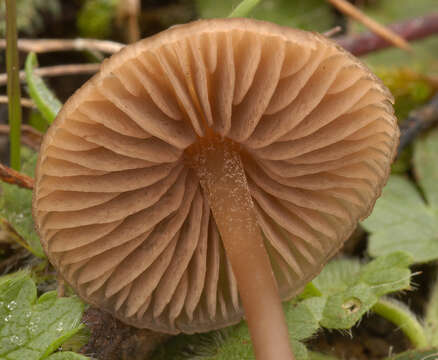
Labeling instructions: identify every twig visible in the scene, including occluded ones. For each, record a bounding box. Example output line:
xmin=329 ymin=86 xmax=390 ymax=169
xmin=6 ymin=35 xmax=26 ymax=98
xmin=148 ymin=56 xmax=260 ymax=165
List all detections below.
xmin=0 ymin=219 xmax=35 ymax=255
xmin=0 ymin=124 xmax=43 ymax=150
xmin=0 ymin=63 xmax=101 ymax=86
xmin=117 ymin=0 xmax=140 ymax=43
xmin=336 ymin=13 xmax=438 ymax=56
xmin=0 ymin=163 xmax=34 ymax=189
xmin=0 ymin=38 xmax=124 ymax=54
xmin=0 ymin=95 xmax=35 ymax=108
xmin=328 ymin=0 xmax=412 ymax=52
xmin=0 ymin=248 xmax=29 ymax=274
xmin=323 ymin=26 xmax=343 ymax=38
xmin=397 ymin=93 xmax=438 ymax=156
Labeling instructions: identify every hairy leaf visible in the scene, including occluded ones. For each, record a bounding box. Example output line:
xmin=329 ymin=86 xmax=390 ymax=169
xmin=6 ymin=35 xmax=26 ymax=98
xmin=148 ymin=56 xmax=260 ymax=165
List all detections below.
xmin=0 ymin=272 xmax=87 ymax=360
xmin=363 ymin=128 xmax=438 ymax=263
xmin=0 ymin=152 xmax=43 ymax=258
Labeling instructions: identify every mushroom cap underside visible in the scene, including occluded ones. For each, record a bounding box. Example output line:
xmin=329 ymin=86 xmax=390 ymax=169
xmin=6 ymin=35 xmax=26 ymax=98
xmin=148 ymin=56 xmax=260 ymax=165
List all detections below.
xmin=33 ymin=18 xmax=399 ymax=334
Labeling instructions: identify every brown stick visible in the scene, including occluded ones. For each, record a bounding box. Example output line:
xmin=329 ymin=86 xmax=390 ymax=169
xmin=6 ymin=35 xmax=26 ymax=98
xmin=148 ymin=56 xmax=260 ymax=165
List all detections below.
xmin=117 ymin=0 xmax=141 ymax=43
xmin=397 ymin=93 xmax=438 ymax=156
xmin=336 ymin=13 xmax=438 ymax=56
xmin=327 ymin=0 xmax=412 ymax=52
xmin=323 ymin=26 xmax=342 ymax=38
xmin=0 ymin=95 xmax=35 ymax=108
xmin=0 ymin=63 xmax=101 ymax=86
xmin=0 ymin=163 xmax=34 ymax=189
xmin=0 ymin=38 xmax=124 ymax=54
xmin=0 ymin=124 xmax=43 ymax=150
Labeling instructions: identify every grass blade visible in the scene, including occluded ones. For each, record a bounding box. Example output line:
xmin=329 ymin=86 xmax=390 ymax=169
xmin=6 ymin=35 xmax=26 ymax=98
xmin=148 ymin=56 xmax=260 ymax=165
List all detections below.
xmin=25 ymin=52 xmax=62 ymax=124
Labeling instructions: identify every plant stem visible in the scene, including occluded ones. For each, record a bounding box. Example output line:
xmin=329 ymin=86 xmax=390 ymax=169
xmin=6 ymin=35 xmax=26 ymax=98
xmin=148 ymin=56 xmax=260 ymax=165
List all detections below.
xmin=5 ymin=0 xmax=22 ymax=170
xmin=372 ymin=298 xmax=428 ymax=349
xmin=424 ymin=278 xmax=438 ymax=346
xmin=228 ymin=0 xmax=261 ymax=18
xmin=308 ymin=351 xmax=338 ymax=360
xmin=191 ymin=138 xmax=294 ymax=360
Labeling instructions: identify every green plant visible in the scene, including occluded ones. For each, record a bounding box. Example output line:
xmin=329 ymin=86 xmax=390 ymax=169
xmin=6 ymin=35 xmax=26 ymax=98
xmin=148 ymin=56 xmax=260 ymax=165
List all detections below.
xmin=0 ymin=0 xmax=60 ymax=36
xmin=0 ymin=272 xmax=89 ymax=360
xmin=5 ymin=0 xmax=22 ymax=170
xmin=77 ymin=0 xmax=119 ymax=39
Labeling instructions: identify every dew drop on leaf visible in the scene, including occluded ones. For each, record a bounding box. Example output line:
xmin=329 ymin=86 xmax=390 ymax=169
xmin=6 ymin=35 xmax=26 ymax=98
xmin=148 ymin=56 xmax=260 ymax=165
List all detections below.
xmin=7 ymin=301 xmax=17 ymax=311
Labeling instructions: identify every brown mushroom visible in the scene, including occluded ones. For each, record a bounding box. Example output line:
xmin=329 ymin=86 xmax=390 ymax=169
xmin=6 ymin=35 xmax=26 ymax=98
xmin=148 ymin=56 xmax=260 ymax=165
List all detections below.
xmin=32 ymin=18 xmax=399 ymax=359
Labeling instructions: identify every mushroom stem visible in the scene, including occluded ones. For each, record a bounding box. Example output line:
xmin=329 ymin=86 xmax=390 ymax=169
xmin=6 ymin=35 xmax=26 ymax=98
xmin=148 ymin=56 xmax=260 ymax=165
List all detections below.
xmin=191 ymin=138 xmax=294 ymax=360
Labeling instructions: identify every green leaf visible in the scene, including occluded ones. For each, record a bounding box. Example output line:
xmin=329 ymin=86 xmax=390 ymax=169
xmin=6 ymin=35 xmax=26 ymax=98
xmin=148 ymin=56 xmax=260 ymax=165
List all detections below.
xmin=196 ymin=0 xmax=334 ymax=32
xmin=321 ymin=283 xmax=376 ymax=329
xmin=312 ymin=252 xmax=412 ymax=329
xmin=413 ymin=128 xmax=438 ymax=209
xmin=47 ymin=351 xmax=90 ymax=360
xmin=0 ymin=0 xmax=60 ymax=37
xmin=0 ymin=152 xmax=44 ymax=258
xmin=363 ymin=129 xmax=438 ymax=263
xmin=308 ymin=352 xmax=337 ymax=360
xmin=384 ymin=349 xmax=438 ymax=360
xmin=0 ymin=273 xmax=86 ymax=360
xmin=25 ymin=52 xmax=62 ymax=125
xmin=77 ymin=0 xmax=118 ymax=39
xmin=46 ymin=352 xmax=90 ymax=360
xmin=228 ymin=0 xmax=261 ymax=17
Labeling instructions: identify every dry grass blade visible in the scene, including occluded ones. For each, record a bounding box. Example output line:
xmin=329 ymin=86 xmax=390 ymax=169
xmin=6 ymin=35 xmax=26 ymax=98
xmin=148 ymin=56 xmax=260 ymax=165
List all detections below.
xmin=0 ymin=124 xmax=43 ymax=150
xmin=0 ymin=95 xmax=35 ymax=108
xmin=117 ymin=0 xmax=140 ymax=43
xmin=0 ymin=38 xmax=124 ymax=54
xmin=0 ymin=63 xmax=101 ymax=86
xmin=323 ymin=26 xmax=342 ymax=38
xmin=327 ymin=0 xmax=412 ymax=52
xmin=336 ymin=13 xmax=438 ymax=56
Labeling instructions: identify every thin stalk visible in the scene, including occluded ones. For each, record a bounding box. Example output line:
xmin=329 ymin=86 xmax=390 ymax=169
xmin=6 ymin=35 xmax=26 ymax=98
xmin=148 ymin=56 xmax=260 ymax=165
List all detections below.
xmin=424 ymin=278 xmax=438 ymax=346
xmin=372 ymin=297 xmax=428 ymax=349
xmin=5 ymin=0 xmax=22 ymax=170
xmin=228 ymin=0 xmax=261 ymax=18
xmin=189 ymin=138 xmax=294 ymax=360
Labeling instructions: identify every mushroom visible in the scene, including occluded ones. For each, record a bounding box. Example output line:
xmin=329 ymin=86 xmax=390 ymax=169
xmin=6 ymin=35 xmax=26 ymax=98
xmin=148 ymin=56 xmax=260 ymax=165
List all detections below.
xmin=32 ymin=18 xmax=399 ymax=359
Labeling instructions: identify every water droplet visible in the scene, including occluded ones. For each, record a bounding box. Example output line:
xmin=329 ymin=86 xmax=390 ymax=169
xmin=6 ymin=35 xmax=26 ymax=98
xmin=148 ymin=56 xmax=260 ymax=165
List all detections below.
xmin=25 ymin=311 xmax=32 ymax=319
xmin=56 ymin=321 xmax=64 ymax=332
xmin=7 ymin=301 xmax=17 ymax=311
xmin=4 ymin=314 xmax=12 ymax=322
xmin=28 ymin=321 xmax=38 ymax=334
xmin=10 ymin=335 xmax=24 ymax=346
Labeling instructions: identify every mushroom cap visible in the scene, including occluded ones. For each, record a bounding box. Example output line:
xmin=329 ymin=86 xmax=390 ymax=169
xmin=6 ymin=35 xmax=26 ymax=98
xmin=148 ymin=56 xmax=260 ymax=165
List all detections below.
xmin=33 ymin=18 xmax=398 ymax=334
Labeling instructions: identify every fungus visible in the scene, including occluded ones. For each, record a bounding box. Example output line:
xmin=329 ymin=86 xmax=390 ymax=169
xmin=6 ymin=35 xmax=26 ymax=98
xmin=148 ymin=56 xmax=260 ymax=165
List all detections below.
xmin=33 ymin=18 xmax=399 ymax=359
